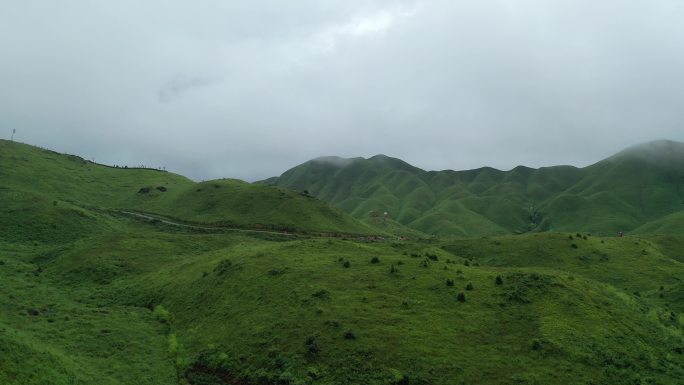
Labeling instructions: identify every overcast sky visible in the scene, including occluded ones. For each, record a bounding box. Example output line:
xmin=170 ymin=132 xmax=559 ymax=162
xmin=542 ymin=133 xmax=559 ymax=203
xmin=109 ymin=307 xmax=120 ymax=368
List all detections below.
xmin=2 ymin=1 xmax=684 ymax=181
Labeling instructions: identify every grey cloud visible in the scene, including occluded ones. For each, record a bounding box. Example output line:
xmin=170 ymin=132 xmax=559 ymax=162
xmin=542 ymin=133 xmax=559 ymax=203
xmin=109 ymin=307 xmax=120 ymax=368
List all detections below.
xmin=2 ymin=1 xmax=684 ymax=181
xmin=158 ymin=76 xmax=215 ymax=103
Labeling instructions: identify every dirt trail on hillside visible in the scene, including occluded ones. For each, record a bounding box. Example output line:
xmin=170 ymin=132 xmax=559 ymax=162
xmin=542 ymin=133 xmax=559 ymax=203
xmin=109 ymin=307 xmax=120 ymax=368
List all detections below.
xmin=118 ymin=210 xmax=296 ymax=237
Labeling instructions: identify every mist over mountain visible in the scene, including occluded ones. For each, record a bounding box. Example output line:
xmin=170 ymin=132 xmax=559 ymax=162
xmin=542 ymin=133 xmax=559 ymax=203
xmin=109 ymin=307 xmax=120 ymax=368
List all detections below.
xmin=263 ymin=140 xmax=684 ymax=236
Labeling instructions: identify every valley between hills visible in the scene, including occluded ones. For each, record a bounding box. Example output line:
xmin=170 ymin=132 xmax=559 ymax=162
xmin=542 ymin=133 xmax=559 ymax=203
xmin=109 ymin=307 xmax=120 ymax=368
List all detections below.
xmin=1 ymin=139 xmax=683 ymax=385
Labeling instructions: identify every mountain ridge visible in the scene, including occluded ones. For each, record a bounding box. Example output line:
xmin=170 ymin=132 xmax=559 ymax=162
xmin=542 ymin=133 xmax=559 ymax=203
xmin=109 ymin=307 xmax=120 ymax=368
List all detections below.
xmin=263 ymin=140 xmax=684 ymax=236
xmin=278 ymin=139 xmax=684 ymax=175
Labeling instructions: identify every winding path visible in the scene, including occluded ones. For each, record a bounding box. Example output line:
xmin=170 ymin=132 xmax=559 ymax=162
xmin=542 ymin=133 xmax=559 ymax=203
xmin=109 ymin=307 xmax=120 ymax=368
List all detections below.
xmin=117 ymin=210 xmax=297 ymax=237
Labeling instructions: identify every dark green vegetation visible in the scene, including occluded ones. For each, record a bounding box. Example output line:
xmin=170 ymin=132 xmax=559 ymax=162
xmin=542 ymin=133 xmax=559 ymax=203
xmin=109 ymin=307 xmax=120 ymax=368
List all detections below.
xmin=263 ymin=140 xmax=684 ymax=237
xmin=1 ymin=140 xmax=684 ymax=384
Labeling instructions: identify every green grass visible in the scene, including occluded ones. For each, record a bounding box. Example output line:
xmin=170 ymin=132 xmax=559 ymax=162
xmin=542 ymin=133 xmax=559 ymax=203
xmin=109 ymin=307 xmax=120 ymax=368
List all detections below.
xmin=0 ymin=240 xmax=176 ymax=385
xmin=1 ymin=140 xmax=683 ymax=384
xmin=3 ymin=222 xmax=683 ymax=384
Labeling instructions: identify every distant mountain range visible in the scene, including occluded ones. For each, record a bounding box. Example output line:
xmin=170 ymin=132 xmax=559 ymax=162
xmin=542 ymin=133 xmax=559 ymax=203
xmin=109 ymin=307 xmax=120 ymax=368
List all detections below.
xmin=261 ymin=140 xmax=684 ymax=236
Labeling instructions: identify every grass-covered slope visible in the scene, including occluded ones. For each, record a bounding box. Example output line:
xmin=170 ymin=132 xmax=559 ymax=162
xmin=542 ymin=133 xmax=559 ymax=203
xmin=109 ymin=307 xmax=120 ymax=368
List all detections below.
xmin=0 ymin=140 xmax=374 ymax=235
xmin=1 ymin=140 xmax=683 ymax=384
xmin=263 ymin=140 xmax=684 ymax=236
xmin=3 ymin=223 xmax=683 ymax=384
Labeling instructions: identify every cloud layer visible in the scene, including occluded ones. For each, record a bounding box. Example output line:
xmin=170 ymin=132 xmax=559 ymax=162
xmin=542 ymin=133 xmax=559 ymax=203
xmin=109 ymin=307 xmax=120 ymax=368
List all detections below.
xmin=2 ymin=1 xmax=684 ymax=180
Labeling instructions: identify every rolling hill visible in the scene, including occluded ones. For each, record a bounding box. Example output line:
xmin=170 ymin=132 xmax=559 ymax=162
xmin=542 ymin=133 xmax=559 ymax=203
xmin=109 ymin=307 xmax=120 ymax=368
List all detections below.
xmin=0 ymin=140 xmax=375 ymax=237
xmin=262 ymin=140 xmax=684 ymax=236
xmin=1 ymin=139 xmax=683 ymax=384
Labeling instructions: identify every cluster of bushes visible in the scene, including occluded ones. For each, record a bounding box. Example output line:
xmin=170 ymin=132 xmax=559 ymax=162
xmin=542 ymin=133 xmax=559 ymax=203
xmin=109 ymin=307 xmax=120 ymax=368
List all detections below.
xmin=337 ymin=257 xmax=351 ymax=268
xmin=407 ymin=252 xmax=439 ymax=261
xmin=213 ymin=259 xmax=233 ymax=275
xmin=501 ymin=273 xmax=550 ymax=304
xmin=344 ymin=330 xmax=357 ymax=340
xmin=137 ymin=186 xmax=168 ymax=194
xmin=305 ymin=335 xmax=320 ymax=354
xmin=312 ymin=289 xmax=330 ymax=300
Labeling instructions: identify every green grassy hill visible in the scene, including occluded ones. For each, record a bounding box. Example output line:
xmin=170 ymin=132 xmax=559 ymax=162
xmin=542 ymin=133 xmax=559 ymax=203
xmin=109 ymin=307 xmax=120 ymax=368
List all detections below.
xmin=1 ymin=139 xmax=683 ymax=384
xmin=263 ymin=140 xmax=684 ymax=236
xmin=0 ymin=140 xmax=374 ymax=235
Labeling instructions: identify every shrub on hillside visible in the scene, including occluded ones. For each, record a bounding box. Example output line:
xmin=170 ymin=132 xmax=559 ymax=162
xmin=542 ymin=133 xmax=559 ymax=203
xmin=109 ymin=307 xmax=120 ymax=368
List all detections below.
xmin=343 ymin=261 xmax=351 ymax=268
xmin=446 ymin=279 xmax=455 ymax=287
xmin=389 ymin=369 xmax=410 ymax=385
xmin=168 ymin=333 xmax=178 ymax=355
xmin=457 ymin=292 xmax=466 ymax=302
xmin=153 ymin=305 xmax=171 ymax=324
xmin=213 ymin=259 xmax=233 ymax=275
xmin=466 ymin=283 xmax=474 ymax=291
xmin=312 ymin=289 xmax=330 ymax=300
xmin=495 ymin=275 xmax=504 ymax=285
xmin=344 ymin=330 xmax=357 ymax=340
xmin=324 ymin=320 xmax=340 ymax=327
xmin=370 ymin=256 xmax=380 ymax=264
xmin=307 ymin=367 xmax=320 ymax=379
xmin=531 ymin=339 xmax=543 ymax=351
xmin=305 ymin=335 xmax=320 ymax=354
